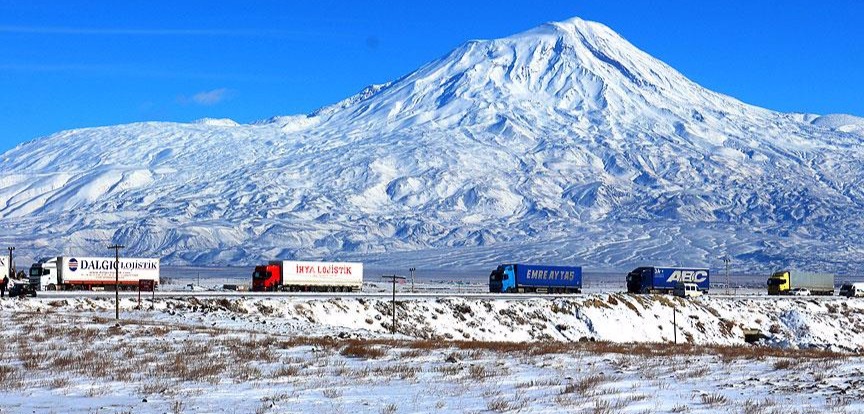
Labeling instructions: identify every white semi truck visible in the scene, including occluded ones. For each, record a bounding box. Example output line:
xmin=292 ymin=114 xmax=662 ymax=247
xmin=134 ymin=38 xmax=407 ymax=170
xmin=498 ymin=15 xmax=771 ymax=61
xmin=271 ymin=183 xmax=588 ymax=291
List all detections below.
xmin=29 ymin=256 xmax=160 ymax=291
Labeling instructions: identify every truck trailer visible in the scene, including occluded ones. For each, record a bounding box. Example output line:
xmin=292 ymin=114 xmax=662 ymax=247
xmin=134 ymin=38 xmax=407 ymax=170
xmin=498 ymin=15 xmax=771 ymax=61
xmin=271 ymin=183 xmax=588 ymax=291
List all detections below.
xmin=28 ymin=256 xmax=160 ymax=291
xmin=767 ymin=270 xmax=834 ymax=296
xmin=626 ymin=266 xmax=710 ymax=294
xmin=251 ymin=260 xmax=363 ymax=292
xmin=488 ymin=264 xmax=582 ymax=293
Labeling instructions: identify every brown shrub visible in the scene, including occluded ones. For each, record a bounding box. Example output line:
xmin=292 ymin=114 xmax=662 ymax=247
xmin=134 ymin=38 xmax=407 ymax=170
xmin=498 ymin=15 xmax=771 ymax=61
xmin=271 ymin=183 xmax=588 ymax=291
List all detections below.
xmin=340 ymin=342 xmax=387 ymax=359
xmin=561 ymin=374 xmax=606 ymax=394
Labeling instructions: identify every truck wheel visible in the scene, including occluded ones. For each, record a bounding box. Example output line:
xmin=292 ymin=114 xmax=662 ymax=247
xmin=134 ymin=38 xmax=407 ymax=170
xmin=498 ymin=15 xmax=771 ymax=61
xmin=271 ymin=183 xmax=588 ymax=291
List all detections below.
xmin=47 ymin=283 xmax=56 ymax=291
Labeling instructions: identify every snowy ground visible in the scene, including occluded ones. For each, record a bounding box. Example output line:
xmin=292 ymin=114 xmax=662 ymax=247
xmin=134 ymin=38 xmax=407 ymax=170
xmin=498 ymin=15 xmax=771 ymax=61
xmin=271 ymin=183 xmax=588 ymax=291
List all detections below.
xmin=1 ymin=294 xmax=863 ymax=413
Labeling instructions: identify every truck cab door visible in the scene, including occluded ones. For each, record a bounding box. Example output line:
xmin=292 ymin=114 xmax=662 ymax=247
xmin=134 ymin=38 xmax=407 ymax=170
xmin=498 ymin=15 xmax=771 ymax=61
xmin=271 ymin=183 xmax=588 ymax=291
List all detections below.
xmin=502 ymin=265 xmax=516 ymax=293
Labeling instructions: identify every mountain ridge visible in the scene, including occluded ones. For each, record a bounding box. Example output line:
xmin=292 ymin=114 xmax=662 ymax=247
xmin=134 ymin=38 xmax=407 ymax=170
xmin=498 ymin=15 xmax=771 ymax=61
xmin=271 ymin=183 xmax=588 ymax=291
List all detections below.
xmin=2 ymin=17 xmax=864 ymax=273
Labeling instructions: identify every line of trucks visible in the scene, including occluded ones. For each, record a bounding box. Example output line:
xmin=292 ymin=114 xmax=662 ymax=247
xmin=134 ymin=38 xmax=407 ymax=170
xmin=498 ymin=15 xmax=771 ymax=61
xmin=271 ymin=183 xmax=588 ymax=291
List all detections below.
xmin=12 ymin=256 xmax=864 ymax=298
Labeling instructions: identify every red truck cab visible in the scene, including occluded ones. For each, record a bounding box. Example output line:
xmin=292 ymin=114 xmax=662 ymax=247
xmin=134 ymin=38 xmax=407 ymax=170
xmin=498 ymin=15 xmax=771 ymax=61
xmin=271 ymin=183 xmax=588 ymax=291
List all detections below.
xmin=252 ymin=263 xmax=281 ymax=291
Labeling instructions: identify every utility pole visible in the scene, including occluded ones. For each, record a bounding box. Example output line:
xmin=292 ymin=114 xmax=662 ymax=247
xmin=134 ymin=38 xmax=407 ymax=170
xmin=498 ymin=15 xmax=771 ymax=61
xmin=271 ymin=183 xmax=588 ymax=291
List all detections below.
xmin=108 ymin=244 xmax=124 ymax=320
xmin=673 ymin=305 xmax=677 ymax=344
xmin=722 ymin=255 xmax=731 ymax=295
xmin=7 ymin=246 xmax=14 ymax=279
xmin=381 ymin=275 xmax=406 ymax=334
xmin=409 ymin=267 xmax=416 ymax=293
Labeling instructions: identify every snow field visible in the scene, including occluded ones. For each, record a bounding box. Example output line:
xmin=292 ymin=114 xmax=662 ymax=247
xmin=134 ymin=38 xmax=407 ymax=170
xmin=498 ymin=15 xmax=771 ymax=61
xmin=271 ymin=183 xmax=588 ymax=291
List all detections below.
xmin=1 ymin=294 xmax=864 ymax=412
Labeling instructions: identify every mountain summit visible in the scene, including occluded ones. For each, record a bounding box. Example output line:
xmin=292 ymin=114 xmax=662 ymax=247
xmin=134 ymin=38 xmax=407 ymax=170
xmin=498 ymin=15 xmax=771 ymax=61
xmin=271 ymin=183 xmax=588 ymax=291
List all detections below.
xmin=2 ymin=17 xmax=863 ymax=272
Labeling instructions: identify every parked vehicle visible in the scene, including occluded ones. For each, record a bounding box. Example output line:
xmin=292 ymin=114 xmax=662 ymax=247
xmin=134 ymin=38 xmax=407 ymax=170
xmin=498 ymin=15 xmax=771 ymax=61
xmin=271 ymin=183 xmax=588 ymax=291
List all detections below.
xmin=626 ymin=266 xmax=709 ymax=294
xmin=8 ymin=277 xmax=36 ymax=297
xmin=488 ymin=264 xmax=582 ymax=293
xmin=789 ymin=288 xmax=811 ymax=296
xmin=673 ymin=282 xmax=703 ymax=298
xmin=28 ymin=256 xmax=160 ymax=291
xmin=767 ymin=270 xmax=833 ymax=296
xmin=0 ymin=256 xmax=8 ymax=281
xmin=839 ymin=283 xmax=864 ymax=298
xmin=251 ymin=260 xmax=362 ymax=292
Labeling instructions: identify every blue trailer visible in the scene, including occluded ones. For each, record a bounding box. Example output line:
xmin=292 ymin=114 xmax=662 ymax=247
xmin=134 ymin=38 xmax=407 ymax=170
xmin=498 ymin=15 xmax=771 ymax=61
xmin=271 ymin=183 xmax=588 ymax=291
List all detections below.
xmin=489 ymin=264 xmax=582 ymax=293
xmin=626 ymin=266 xmax=709 ymax=294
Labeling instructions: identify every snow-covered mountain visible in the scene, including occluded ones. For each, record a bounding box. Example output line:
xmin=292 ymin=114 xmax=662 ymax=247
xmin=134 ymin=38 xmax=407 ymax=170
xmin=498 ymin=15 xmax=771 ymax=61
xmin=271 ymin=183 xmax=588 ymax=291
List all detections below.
xmin=2 ymin=17 xmax=864 ymax=273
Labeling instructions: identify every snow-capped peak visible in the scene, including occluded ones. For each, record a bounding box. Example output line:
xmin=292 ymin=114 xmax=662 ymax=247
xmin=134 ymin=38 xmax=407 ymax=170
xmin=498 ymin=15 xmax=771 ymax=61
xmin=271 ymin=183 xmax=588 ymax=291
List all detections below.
xmin=193 ymin=118 xmax=239 ymax=127
xmin=2 ymin=17 xmax=864 ymax=273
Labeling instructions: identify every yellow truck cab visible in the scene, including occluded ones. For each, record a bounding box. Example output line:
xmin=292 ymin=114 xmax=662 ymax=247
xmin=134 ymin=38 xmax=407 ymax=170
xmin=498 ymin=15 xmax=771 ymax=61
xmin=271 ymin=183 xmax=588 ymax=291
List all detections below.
xmin=767 ymin=270 xmax=835 ymax=296
xmin=767 ymin=271 xmax=791 ymax=295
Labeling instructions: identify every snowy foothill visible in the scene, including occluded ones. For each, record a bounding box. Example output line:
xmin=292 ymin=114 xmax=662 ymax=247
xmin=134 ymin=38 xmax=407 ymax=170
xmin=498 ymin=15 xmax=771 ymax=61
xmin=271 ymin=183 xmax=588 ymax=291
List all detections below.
xmin=1 ymin=294 xmax=863 ymax=412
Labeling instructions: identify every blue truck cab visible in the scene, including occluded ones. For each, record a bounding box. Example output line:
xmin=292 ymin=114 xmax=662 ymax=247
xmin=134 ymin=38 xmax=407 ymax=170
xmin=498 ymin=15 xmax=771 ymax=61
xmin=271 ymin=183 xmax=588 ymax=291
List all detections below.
xmin=626 ymin=266 xmax=709 ymax=294
xmin=489 ymin=263 xmax=582 ymax=294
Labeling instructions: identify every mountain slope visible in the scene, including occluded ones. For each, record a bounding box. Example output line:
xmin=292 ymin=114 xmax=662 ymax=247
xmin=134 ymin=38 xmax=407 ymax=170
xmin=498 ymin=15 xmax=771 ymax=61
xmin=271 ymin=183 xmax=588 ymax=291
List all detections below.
xmin=2 ymin=17 xmax=864 ymax=273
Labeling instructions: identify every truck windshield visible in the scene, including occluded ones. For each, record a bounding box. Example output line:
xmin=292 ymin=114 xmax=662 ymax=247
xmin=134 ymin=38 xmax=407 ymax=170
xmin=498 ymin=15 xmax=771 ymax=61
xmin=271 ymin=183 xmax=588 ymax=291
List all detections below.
xmin=252 ymin=271 xmax=267 ymax=279
xmin=766 ymin=278 xmax=784 ymax=286
xmin=29 ymin=268 xmax=41 ymax=277
xmin=489 ymin=269 xmax=502 ymax=282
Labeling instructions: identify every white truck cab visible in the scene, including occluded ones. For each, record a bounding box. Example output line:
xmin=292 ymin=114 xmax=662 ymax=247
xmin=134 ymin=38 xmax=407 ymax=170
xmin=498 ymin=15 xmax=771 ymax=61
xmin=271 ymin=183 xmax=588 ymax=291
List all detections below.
xmin=839 ymin=283 xmax=864 ymax=298
xmin=29 ymin=258 xmax=60 ymax=291
xmin=674 ymin=282 xmax=703 ymax=298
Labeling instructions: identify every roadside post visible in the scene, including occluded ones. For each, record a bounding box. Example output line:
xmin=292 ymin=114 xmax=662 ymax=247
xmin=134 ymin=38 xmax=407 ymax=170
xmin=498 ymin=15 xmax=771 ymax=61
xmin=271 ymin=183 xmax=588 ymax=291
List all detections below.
xmin=108 ymin=244 xmax=124 ymax=320
xmin=381 ymin=275 xmax=406 ymax=334
xmin=7 ymin=246 xmax=14 ymax=281
xmin=673 ymin=305 xmax=677 ymax=344
xmin=138 ymin=279 xmax=155 ymax=310
xmin=409 ymin=267 xmax=416 ymax=293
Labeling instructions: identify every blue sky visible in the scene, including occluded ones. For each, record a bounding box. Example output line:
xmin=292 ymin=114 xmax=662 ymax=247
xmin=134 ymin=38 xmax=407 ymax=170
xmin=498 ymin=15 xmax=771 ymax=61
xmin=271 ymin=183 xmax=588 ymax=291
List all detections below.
xmin=1 ymin=0 xmax=862 ymax=152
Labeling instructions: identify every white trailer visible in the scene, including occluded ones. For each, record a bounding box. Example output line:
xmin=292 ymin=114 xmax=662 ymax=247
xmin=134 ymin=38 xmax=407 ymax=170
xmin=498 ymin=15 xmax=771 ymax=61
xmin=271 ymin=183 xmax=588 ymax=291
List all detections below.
xmin=29 ymin=256 xmax=160 ymax=291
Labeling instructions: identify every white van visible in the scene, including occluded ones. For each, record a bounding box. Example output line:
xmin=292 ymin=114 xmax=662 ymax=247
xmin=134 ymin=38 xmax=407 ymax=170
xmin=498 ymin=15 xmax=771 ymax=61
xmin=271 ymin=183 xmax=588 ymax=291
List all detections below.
xmin=674 ymin=282 xmax=703 ymax=298
xmin=839 ymin=283 xmax=864 ymax=298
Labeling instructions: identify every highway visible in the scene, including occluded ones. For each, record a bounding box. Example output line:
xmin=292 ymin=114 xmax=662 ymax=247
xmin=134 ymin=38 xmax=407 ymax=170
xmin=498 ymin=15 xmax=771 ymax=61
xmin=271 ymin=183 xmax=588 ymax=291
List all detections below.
xmin=31 ymin=290 xmax=854 ymax=301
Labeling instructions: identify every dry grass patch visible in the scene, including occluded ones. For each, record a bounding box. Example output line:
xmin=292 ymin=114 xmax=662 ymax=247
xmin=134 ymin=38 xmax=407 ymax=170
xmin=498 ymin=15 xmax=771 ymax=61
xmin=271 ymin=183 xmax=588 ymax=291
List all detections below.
xmin=700 ymin=392 xmax=728 ymax=406
xmin=321 ymin=388 xmax=342 ymax=398
xmin=271 ymin=364 xmax=302 ymax=378
xmin=773 ymin=359 xmax=793 ymax=370
xmin=0 ymin=366 xmax=24 ymax=390
xmin=486 ymin=397 xmax=527 ymax=412
xmin=516 ymin=378 xmax=561 ymax=389
xmin=138 ymin=379 xmax=174 ymax=395
xmin=341 ymin=342 xmax=387 ymax=359
xmin=372 ymin=364 xmax=421 ymax=380
xmin=740 ymin=398 xmax=777 ymax=414
xmin=561 ymin=374 xmax=607 ymax=394
xmin=398 ymin=349 xmax=425 ymax=359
